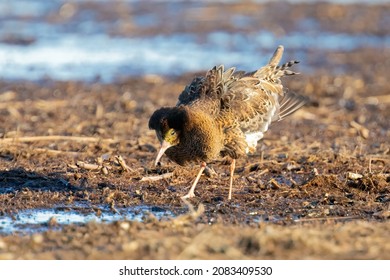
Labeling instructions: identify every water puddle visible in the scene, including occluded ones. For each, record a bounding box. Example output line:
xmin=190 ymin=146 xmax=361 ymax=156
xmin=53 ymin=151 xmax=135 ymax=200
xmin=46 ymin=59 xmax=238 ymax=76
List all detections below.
xmin=0 ymin=205 xmax=174 ymax=235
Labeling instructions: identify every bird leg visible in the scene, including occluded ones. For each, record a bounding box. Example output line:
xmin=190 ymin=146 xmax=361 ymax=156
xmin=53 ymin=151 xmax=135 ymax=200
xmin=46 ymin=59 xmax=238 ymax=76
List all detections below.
xmin=228 ymin=159 xmax=236 ymax=200
xmin=182 ymin=161 xmax=207 ymax=199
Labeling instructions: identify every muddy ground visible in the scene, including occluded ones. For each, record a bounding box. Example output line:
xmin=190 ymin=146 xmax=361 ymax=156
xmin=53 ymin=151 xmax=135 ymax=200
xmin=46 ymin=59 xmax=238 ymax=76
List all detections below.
xmin=0 ymin=2 xmax=389 ymax=259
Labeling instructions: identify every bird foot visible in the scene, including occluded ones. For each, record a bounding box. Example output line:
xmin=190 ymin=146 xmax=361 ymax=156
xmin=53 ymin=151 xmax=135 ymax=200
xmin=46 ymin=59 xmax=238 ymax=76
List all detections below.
xmin=181 ymin=191 xmax=195 ymax=199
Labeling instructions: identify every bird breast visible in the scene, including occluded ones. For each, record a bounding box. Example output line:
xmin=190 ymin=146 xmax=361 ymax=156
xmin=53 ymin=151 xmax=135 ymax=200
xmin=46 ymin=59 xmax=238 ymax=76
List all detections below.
xmin=165 ymin=109 xmax=224 ymax=165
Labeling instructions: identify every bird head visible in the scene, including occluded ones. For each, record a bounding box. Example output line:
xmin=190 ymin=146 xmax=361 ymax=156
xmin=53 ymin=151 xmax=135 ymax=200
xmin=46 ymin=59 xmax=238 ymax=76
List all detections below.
xmin=148 ymin=107 xmax=188 ymax=166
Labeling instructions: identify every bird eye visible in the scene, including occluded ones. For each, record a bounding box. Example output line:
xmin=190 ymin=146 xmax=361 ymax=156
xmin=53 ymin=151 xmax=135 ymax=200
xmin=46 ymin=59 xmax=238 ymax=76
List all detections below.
xmin=170 ymin=130 xmax=176 ymax=136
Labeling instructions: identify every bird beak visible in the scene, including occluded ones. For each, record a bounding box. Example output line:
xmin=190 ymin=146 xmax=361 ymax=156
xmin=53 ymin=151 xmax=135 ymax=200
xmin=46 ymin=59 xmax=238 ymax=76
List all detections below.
xmin=154 ymin=140 xmax=172 ymax=166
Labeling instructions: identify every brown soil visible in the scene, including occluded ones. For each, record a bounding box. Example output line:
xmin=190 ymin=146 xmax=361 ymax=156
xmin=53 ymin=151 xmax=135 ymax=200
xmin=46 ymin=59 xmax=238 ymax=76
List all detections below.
xmin=0 ymin=1 xmax=389 ymax=260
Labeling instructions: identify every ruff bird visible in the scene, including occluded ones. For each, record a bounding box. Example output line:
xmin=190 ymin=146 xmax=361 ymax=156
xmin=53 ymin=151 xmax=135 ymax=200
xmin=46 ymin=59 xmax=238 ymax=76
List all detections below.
xmin=149 ymin=45 xmax=306 ymax=199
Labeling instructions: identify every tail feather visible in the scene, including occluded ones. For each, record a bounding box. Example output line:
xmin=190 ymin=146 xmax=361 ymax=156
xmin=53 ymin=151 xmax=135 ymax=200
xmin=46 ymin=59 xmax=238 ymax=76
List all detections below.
xmin=254 ymin=45 xmax=299 ymax=89
xmin=222 ymin=67 xmax=235 ymax=81
xmin=268 ymin=45 xmax=284 ymax=66
xmin=276 ymin=92 xmax=307 ymax=121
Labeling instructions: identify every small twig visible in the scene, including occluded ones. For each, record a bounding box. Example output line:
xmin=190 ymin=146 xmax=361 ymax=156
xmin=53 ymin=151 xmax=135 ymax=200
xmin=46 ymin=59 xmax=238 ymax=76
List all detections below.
xmin=115 ymin=155 xmax=134 ymax=172
xmin=101 ymin=166 xmax=109 ymax=175
xmin=67 ymin=164 xmax=79 ymax=170
xmin=369 ymin=157 xmax=372 ymax=173
xmin=0 ymin=135 xmax=119 ymax=144
xmin=76 ymin=161 xmax=101 ymax=171
xmin=31 ymin=148 xmax=82 ymax=156
xmin=269 ymin=178 xmax=281 ymax=189
xmin=259 ymin=168 xmax=269 ymax=176
xmin=140 ymin=172 xmax=173 ymax=182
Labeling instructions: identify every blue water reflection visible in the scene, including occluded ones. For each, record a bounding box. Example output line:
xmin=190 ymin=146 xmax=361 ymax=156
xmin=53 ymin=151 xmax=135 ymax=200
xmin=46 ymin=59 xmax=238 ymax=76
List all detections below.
xmin=0 ymin=0 xmax=388 ymax=82
xmin=0 ymin=205 xmax=173 ymax=234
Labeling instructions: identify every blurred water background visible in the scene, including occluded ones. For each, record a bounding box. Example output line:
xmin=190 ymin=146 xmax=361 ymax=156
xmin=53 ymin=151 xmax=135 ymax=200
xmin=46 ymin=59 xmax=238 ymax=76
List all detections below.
xmin=0 ymin=0 xmax=388 ymax=82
